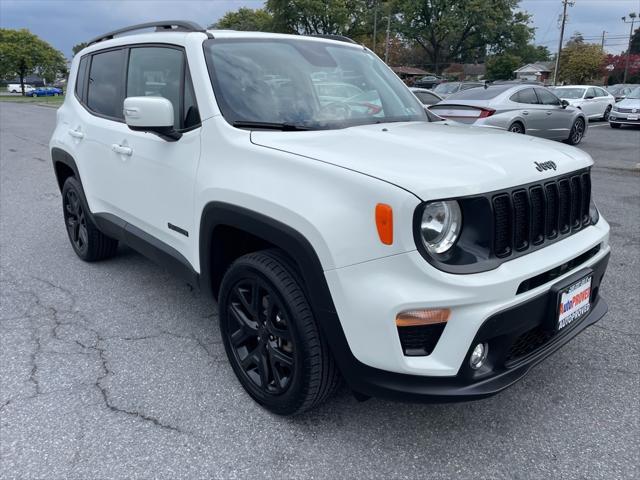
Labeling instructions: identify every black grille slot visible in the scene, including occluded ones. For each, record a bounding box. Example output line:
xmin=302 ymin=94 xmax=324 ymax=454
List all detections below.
xmin=529 ymin=186 xmax=545 ymax=245
xmin=581 ymin=173 xmax=591 ymax=225
xmin=490 ymin=171 xmax=592 ymax=261
xmin=398 ymin=323 xmax=446 ymax=356
xmin=545 ymin=183 xmax=559 ymax=239
xmin=512 ymin=190 xmax=530 ymax=251
xmin=506 ymin=326 xmax=555 ymax=365
xmin=558 ymin=179 xmax=571 ymax=234
xmin=570 ymin=176 xmax=582 ymax=229
xmin=493 ymin=194 xmax=512 ymax=257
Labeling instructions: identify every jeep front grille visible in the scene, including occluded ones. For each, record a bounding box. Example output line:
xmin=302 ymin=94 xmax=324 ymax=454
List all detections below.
xmin=492 ymin=172 xmax=591 ymax=259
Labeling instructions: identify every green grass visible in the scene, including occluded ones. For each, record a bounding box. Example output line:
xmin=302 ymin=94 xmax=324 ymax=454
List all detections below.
xmin=0 ymin=94 xmax=65 ymax=108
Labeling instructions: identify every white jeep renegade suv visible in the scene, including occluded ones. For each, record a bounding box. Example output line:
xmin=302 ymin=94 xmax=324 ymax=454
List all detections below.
xmin=50 ymin=21 xmax=610 ymax=415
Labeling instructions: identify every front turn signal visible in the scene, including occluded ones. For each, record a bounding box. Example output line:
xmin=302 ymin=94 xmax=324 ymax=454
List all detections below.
xmin=396 ymin=308 xmax=451 ymax=327
xmin=375 ymin=203 xmax=393 ymax=245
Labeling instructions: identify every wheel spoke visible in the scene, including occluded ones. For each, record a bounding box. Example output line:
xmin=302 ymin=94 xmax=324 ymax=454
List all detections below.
xmin=268 ymin=343 xmax=294 ymax=368
xmin=268 ymin=351 xmax=286 ymax=391
xmin=255 ymin=348 xmax=270 ymax=388
xmin=229 ymin=304 xmax=258 ymax=334
xmin=266 ymin=312 xmax=291 ymax=340
xmin=78 ymin=225 xmax=88 ymax=247
xmin=230 ymin=326 xmax=252 ymax=347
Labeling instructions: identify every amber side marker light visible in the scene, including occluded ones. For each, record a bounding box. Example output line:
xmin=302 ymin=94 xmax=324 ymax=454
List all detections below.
xmin=396 ymin=308 xmax=451 ymax=327
xmin=375 ymin=203 xmax=393 ymax=245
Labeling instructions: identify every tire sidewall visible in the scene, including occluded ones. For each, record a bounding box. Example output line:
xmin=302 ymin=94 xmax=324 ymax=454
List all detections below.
xmin=569 ymin=118 xmax=585 ymax=145
xmin=219 ymin=257 xmax=316 ymax=414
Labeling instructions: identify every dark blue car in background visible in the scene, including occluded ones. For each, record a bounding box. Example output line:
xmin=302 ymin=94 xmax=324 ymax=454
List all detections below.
xmin=26 ymin=86 xmax=63 ymax=97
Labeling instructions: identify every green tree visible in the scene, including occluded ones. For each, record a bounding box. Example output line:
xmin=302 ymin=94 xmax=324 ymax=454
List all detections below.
xmin=394 ymin=0 xmax=532 ymax=73
xmin=0 ymin=29 xmax=67 ymax=94
xmin=557 ymin=40 xmax=605 ymax=84
xmin=72 ymin=42 xmax=88 ymax=55
xmin=210 ymin=7 xmax=274 ymax=31
xmin=485 ymin=52 xmax=522 ymax=81
xmin=266 ymin=0 xmax=371 ymax=36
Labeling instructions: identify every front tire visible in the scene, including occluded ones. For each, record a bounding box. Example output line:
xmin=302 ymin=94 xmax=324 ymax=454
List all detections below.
xmin=219 ymin=250 xmax=340 ymax=415
xmin=61 ymin=177 xmax=118 ymax=261
xmin=565 ymin=118 xmax=585 ymax=145
xmin=602 ymin=105 xmax=612 ymax=121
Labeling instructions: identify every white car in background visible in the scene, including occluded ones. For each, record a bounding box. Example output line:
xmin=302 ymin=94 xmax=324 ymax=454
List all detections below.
xmin=550 ymin=85 xmax=615 ymax=121
xmin=6 ymin=84 xmax=34 ymax=94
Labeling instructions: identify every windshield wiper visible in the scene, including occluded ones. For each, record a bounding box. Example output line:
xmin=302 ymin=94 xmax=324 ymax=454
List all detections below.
xmin=233 ymin=121 xmax=310 ymax=131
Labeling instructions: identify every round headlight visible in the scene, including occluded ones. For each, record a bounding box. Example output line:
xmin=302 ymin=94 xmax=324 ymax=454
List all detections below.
xmin=420 ymin=200 xmax=462 ymax=254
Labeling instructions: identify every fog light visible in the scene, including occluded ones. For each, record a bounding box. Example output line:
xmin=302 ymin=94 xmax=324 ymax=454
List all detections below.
xmin=470 ymin=342 xmax=488 ymax=369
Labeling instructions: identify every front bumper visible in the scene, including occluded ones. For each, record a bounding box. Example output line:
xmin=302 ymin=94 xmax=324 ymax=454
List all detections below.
xmin=609 ymin=112 xmax=640 ymax=124
xmin=338 ymin=253 xmax=609 ymax=402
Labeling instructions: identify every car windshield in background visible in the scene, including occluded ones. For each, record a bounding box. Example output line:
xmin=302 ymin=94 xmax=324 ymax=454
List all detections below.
xmin=553 ymin=88 xmax=585 ymax=99
xmin=626 ymin=87 xmax=640 ymax=99
xmin=446 ymin=85 xmax=511 ymax=100
xmin=203 ymin=39 xmax=426 ymax=130
xmin=433 ymin=82 xmax=460 ymax=94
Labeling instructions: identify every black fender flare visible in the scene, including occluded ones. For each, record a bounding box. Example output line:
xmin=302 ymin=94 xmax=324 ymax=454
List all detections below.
xmin=199 ymin=202 xmax=361 ymax=380
xmin=51 ymin=147 xmax=82 ymax=191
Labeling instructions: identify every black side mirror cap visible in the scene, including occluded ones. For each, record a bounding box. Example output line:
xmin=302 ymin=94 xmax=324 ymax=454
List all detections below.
xmin=561 ymin=99 xmax=570 ymax=108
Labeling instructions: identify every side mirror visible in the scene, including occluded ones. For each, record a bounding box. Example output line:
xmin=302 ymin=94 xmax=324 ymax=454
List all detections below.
xmin=123 ymin=97 xmax=181 ymax=141
xmin=561 ymin=99 xmax=570 ymax=108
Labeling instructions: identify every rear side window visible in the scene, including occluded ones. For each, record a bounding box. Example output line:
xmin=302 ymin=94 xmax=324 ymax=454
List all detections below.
xmin=595 ymin=88 xmax=608 ymax=97
xmin=586 ymin=87 xmax=597 ymax=98
xmin=87 ymin=49 xmax=125 ymax=119
xmin=75 ymin=56 xmax=88 ymax=101
xmin=535 ymin=88 xmax=561 ymax=106
xmin=510 ymin=88 xmax=539 ymax=104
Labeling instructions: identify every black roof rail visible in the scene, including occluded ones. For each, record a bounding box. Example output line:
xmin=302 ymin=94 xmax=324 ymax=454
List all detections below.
xmin=307 ymin=34 xmax=357 ymax=44
xmin=87 ymin=20 xmax=212 ymax=46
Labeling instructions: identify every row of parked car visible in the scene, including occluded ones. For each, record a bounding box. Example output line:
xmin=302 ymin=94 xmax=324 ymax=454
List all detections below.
xmin=406 ymin=80 xmax=640 ymax=143
xmin=5 ymin=84 xmax=64 ymax=97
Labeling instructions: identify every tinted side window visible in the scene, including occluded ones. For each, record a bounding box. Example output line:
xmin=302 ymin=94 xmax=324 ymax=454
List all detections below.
xmin=87 ymin=49 xmax=125 ymax=119
xmin=535 ymin=88 xmax=561 ymax=106
xmin=596 ymin=88 xmax=608 ymax=97
xmin=75 ymin=56 xmax=88 ymax=101
xmin=510 ymin=88 xmax=538 ymax=104
xmin=127 ymin=47 xmax=184 ymax=129
xmin=415 ymin=91 xmax=440 ymax=105
xmin=586 ymin=87 xmax=596 ymax=98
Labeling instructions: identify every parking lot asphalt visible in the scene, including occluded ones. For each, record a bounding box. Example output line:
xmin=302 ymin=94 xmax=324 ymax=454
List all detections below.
xmin=1 ymin=102 xmax=638 ymax=480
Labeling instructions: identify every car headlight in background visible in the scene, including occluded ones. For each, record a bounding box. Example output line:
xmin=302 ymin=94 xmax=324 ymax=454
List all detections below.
xmin=612 ymin=105 xmax=619 ymax=112
xmin=419 ymin=200 xmax=462 ymax=254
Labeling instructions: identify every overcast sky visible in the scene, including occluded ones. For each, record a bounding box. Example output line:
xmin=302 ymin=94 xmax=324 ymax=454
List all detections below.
xmin=1 ymin=0 xmax=639 ymax=59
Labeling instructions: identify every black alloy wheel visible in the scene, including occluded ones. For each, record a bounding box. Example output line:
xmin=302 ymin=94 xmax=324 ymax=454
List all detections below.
xmin=219 ymin=250 xmax=340 ymax=415
xmin=226 ymin=275 xmax=296 ymax=395
xmin=603 ymin=105 xmax=612 ymax=121
xmin=63 ymin=188 xmax=89 ymax=256
xmin=61 ymin=177 xmax=118 ymax=261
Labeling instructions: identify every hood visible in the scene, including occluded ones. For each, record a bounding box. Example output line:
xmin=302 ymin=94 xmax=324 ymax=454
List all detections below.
xmin=616 ymin=97 xmax=640 ymax=109
xmin=250 ymin=122 xmax=593 ymax=200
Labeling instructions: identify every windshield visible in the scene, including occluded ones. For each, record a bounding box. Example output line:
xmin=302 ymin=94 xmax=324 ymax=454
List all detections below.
xmin=627 ymin=87 xmax=640 ymax=99
xmin=204 ymin=38 xmax=426 ymax=130
xmin=434 ymin=83 xmax=461 ymax=94
xmin=553 ymin=88 xmax=585 ymax=99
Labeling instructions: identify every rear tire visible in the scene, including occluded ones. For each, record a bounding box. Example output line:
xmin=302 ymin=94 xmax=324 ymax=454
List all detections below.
xmin=602 ymin=105 xmax=612 ymax=121
xmin=61 ymin=177 xmax=118 ymax=261
xmin=610 ymin=122 xmax=621 ymax=129
xmin=565 ymin=118 xmax=585 ymax=145
xmin=219 ymin=249 xmax=340 ymax=415
xmin=508 ymin=122 xmax=525 ymax=134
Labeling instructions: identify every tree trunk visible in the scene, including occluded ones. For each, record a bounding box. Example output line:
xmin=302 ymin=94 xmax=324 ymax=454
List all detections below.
xmin=20 ymin=73 xmax=25 ymax=97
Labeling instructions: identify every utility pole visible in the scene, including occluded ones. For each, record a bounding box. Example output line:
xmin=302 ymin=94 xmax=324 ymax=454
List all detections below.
xmin=384 ymin=6 xmax=391 ymax=63
xmin=601 ymin=30 xmax=606 ymax=50
xmin=553 ymin=0 xmax=573 ymax=86
xmin=372 ymin=0 xmax=378 ymax=54
xmin=622 ymin=13 xmax=638 ymax=84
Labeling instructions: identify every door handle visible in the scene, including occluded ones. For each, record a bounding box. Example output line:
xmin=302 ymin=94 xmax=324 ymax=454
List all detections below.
xmin=522 ymin=110 xmax=529 ymax=115
xmin=68 ymin=129 xmax=84 ymax=139
xmin=111 ymin=144 xmax=133 ymax=156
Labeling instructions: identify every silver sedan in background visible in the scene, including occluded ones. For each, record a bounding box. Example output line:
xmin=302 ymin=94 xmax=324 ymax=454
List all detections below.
xmin=429 ymin=84 xmax=588 ymax=145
